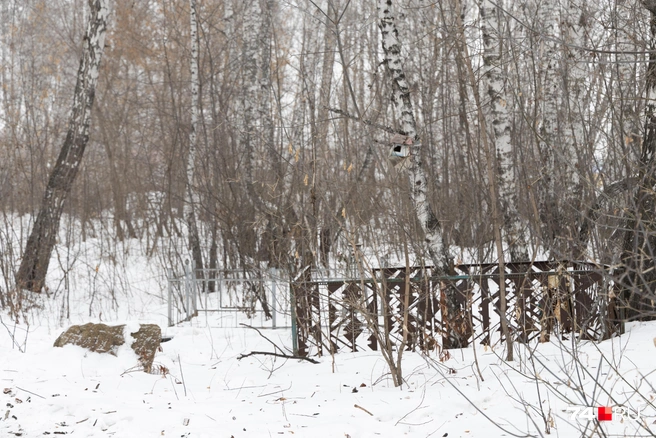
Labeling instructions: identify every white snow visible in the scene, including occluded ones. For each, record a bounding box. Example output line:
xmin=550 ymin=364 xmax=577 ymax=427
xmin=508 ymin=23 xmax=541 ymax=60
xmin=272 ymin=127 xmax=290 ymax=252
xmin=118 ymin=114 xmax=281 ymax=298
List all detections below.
xmin=3 ymin=310 xmax=656 ymax=436
xmin=0 ymin=228 xmax=655 ymax=437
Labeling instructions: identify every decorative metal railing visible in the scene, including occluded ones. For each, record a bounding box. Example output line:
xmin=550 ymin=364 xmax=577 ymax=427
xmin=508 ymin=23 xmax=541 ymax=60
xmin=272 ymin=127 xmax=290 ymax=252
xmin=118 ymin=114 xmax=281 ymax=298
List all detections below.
xmin=291 ymin=261 xmax=623 ymax=356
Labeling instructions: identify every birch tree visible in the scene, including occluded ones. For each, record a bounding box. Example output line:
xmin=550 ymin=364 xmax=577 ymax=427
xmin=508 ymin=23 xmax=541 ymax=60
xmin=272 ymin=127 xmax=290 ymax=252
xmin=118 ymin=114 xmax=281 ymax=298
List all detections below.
xmin=316 ymin=1 xmax=337 ymax=268
xmin=451 ymin=0 xmax=514 ymax=359
xmin=16 ymin=0 xmax=110 ymax=292
xmin=241 ymin=0 xmax=264 ymax=211
xmin=378 ymin=0 xmax=444 ymax=268
xmin=563 ymin=0 xmax=587 ymax=257
xmin=378 ymin=0 xmax=468 ymax=348
xmin=536 ymin=0 xmax=561 ymax=253
xmin=236 ymin=0 xmax=280 ymax=267
xmin=479 ymin=0 xmax=529 ymax=262
xmin=185 ymin=0 xmax=204 ymax=277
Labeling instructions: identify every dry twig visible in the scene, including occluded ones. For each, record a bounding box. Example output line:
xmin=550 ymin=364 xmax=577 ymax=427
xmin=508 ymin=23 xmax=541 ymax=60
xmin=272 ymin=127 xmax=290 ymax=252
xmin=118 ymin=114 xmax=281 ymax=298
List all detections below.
xmin=354 ymin=404 xmax=373 ymax=416
xmin=237 ymin=350 xmax=319 ymax=364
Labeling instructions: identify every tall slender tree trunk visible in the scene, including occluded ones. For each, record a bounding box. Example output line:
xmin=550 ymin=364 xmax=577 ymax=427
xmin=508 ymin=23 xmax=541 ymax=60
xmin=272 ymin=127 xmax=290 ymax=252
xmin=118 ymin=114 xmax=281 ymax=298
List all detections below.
xmin=378 ymin=0 xmax=463 ymax=347
xmin=378 ymin=0 xmax=444 ymax=268
xmin=259 ymin=0 xmax=276 ymax=177
xmin=186 ymin=0 xmax=204 ymax=278
xmin=258 ymin=0 xmax=286 ymax=269
xmin=537 ymin=0 xmax=561 ymax=254
xmin=241 ymin=0 xmax=264 ymax=209
xmin=463 ymin=0 xmax=514 ymax=359
xmin=564 ymin=0 xmax=588 ymax=258
xmin=317 ymin=1 xmax=337 ymax=269
xmin=479 ymin=0 xmax=529 ymax=262
xmin=16 ymin=0 xmax=110 ymax=292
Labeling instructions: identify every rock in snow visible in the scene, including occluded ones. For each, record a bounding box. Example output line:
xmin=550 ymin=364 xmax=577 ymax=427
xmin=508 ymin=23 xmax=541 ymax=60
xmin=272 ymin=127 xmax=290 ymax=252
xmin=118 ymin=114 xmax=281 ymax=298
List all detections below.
xmin=53 ymin=323 xmax=161 ymax=373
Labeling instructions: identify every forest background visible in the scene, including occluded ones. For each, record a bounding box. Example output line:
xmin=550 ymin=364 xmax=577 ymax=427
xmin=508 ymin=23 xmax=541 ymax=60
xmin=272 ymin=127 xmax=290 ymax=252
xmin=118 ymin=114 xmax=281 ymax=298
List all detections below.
xmin=1 ymin=0 xmax=656 ymax=323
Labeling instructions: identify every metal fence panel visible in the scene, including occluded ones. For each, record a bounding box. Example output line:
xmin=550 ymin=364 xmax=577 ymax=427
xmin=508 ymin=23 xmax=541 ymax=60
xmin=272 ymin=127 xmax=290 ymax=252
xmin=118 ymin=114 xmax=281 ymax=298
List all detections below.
xmin=291 ymin=262 xmax=623 ymax=356
xmin=167 ymin=265 xmax=291 ymax=328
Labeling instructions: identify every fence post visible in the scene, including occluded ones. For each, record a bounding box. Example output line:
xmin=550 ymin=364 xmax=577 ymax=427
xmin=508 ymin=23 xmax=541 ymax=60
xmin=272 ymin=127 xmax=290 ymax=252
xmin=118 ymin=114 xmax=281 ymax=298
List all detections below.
xmin=598 ymin=278 xmax=608 ymax=341
xmin=219 ymin=269 xmax=223 ymax=308
xmin=184 ymin=259 xmax=192 ymax=321
xmin=290 ymin=282 xmax=298 ymax=355
xmin=191 ymin=259 xmax=198 ymax=317
xmin=270 ymin=268 xmax=278 ymax=329
xmin=167 ymin=269 xmax=174 ymax=327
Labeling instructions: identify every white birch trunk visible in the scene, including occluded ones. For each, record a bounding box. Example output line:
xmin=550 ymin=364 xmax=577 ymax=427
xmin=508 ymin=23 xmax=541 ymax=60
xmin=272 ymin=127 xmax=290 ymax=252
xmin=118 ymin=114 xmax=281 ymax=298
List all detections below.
xmin=452 ymin=0 xmax=513 ymax=358
xmin=186 ymin=0 xmax=203 ymax=274
xmin=563 ymin=0 xmax=585 ymax=189
xmin=378 ymin=0 xmax=445 ymax=270
xmin=241 ymin=0 xmax=263 ymax=207
xmin=479 ymin=0 xmax=529 ymax=261
xmin=563 ymin=0 xmax=587 ymax=256
xmin=379 ymin=0 xmax=468 ymax=349
xmin=186 ymin=0 xmax=199 ymax=209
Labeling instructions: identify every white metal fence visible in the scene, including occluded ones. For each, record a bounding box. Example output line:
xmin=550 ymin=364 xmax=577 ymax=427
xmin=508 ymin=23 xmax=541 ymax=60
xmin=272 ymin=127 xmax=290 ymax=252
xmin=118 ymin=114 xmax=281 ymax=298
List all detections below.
xmin=167 ymin=261 xmax=292 ymax=328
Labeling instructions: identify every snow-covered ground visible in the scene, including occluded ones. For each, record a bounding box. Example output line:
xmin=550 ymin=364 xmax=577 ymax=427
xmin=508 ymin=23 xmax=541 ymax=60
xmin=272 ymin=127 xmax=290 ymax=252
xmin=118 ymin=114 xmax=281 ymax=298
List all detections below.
xmin=2 ymin=309 xmax=655 ymax=437
xmin=0 ymin=230 xmax=655 ymax=437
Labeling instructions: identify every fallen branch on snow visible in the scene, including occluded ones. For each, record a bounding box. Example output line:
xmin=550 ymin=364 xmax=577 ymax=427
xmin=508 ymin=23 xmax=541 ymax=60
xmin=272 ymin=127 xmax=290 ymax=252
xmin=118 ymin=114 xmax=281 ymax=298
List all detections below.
xmin=354 ymin=404 xmax=373 ymax=416
xmin=238 ymin=323 xmax=320 ymax=364
xmin=237 ymin=350 xmax=319 ymax=364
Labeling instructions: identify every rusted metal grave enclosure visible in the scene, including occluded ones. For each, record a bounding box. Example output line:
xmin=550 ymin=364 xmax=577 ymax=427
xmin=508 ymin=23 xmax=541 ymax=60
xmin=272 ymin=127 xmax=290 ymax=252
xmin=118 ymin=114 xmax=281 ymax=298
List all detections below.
xmin=291 ymin=261 xmax=623 ymax=357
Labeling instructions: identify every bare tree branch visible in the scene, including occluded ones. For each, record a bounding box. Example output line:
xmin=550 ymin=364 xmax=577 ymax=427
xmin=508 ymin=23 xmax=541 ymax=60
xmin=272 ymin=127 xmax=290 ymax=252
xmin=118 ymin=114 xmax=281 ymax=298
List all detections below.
xmin=326 ymin=107 xmax=401 ymax=135
xmin=237 ymin=350 xmax=320 ymax=364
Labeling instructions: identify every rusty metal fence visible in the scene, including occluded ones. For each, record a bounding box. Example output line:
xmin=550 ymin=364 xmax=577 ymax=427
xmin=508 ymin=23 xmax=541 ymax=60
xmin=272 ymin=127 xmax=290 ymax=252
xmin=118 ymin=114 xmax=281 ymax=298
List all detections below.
xmin=291 ymin=261 xmax=623 ymax=356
